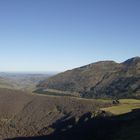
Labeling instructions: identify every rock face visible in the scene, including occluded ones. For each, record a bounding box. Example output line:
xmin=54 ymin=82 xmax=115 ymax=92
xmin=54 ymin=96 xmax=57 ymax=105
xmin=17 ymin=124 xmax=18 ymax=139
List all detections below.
xmin=38 ymin=57 xmax=140 ymax=98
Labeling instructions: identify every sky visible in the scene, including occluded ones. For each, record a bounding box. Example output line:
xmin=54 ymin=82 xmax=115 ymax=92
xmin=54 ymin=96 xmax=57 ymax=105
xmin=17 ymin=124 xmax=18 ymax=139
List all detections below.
xmin=0 ymin=0 xmax=140 ymax=72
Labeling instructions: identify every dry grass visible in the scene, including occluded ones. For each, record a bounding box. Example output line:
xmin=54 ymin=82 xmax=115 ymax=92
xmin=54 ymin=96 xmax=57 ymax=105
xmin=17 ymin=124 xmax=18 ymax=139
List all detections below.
xmin=101 ymin=99 xmax=140 ymax=115
xmin=0 ymin=88 xmax=111 ymax=139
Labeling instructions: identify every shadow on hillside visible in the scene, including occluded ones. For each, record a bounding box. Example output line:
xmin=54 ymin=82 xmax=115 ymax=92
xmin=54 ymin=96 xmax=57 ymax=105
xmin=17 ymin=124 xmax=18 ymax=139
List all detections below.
xmin=5 ymin=109 xmax=140 ymax=140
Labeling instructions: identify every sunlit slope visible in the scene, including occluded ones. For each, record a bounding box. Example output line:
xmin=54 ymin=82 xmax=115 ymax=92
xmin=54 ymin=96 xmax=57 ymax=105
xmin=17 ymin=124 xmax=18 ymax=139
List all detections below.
xmin=102 ymin=99 xmax=140 ymax=115
xmin=38 ymin=57 xmax=140 ymax=98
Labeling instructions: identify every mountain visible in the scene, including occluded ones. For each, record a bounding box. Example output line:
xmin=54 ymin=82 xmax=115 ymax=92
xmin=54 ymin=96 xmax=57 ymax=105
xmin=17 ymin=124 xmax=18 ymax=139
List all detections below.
xmin=37 ymin=57 xmax=140 ymax=98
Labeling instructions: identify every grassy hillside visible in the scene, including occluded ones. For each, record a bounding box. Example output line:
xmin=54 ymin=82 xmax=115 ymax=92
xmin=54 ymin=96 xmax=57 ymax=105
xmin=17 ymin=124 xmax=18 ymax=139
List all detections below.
xmin=0 ymin=88 xmax=140 ymax=140
xmin=0 ymin=88 xmax=112 ymax=139
xmin=37 ymin=57 xmax=140 ymax=98
xmin=102 ymin=99 xmax=140 ymax=115
xmin=5 ymin=102 xmax=140 ymax=140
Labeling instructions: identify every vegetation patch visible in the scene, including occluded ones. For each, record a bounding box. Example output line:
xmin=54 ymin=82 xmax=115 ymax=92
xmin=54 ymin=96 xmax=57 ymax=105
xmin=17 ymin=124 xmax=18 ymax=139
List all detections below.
xmin=34 ymin=88 xmax=76 ymax=97
xmin=101 ymin=99 xmax=140 ymax=115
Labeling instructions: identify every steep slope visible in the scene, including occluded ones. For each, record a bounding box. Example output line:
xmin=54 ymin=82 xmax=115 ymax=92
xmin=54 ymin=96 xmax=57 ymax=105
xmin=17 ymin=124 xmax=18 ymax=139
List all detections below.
xmin=0 ymin=88 xmax=111 ymax=139
xmin=37 ymin=57 xmax=140 ymax=98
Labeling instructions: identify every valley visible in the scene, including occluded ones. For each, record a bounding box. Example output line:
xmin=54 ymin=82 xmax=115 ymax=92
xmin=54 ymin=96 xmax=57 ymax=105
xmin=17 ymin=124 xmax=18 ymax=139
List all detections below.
xmin=0 ymin=57 xmax=140 ymax=140
xmin=0 ymin=73 xmax=52 ymax=92
xmin=1 ymin=0 xmax=140 ymax=139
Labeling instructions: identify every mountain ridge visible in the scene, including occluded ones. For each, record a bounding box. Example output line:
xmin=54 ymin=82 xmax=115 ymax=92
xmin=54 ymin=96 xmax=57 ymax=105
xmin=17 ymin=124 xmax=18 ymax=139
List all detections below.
xmin=37 ymin=57 xmax=140 ymax=98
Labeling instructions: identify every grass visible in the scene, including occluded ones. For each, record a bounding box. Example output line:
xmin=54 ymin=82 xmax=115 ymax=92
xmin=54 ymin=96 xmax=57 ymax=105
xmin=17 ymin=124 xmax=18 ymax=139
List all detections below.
xmin=101 ymin=99 xmax=140 ymax=115
xmin=34 ymin=88 xmax=77 ymax=97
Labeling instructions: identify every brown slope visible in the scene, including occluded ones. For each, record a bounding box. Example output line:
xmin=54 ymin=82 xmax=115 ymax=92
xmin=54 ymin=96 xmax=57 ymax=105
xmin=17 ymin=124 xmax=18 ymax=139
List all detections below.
xmin=38 ymin=61 xmax=121 ymax=92
xmin=37 ymin=57 xmax=140 ymax=98
xmin=0 ymin=88 xmax=111 ymax=139
xmin=0 ymin=88 xmax=32 ymax=119
xmin=0 ymin=77 xmax=15 ymax=89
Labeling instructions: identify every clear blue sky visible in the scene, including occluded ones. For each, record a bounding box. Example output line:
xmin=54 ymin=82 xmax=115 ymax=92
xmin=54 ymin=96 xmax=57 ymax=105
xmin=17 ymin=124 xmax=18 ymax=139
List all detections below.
xmin=0 ymin=0 xmax=140 ymax=72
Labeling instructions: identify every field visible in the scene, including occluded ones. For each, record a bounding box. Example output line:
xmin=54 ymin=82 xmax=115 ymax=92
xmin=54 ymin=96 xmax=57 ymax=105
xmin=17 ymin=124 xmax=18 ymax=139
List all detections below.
xmin=102 ymin=99 xmax=140 ymax=115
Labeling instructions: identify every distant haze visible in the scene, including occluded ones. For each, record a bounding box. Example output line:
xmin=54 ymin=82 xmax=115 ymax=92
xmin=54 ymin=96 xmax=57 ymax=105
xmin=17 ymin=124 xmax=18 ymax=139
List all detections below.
xmin=0 ymin=0 xmax=139 ymax=72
